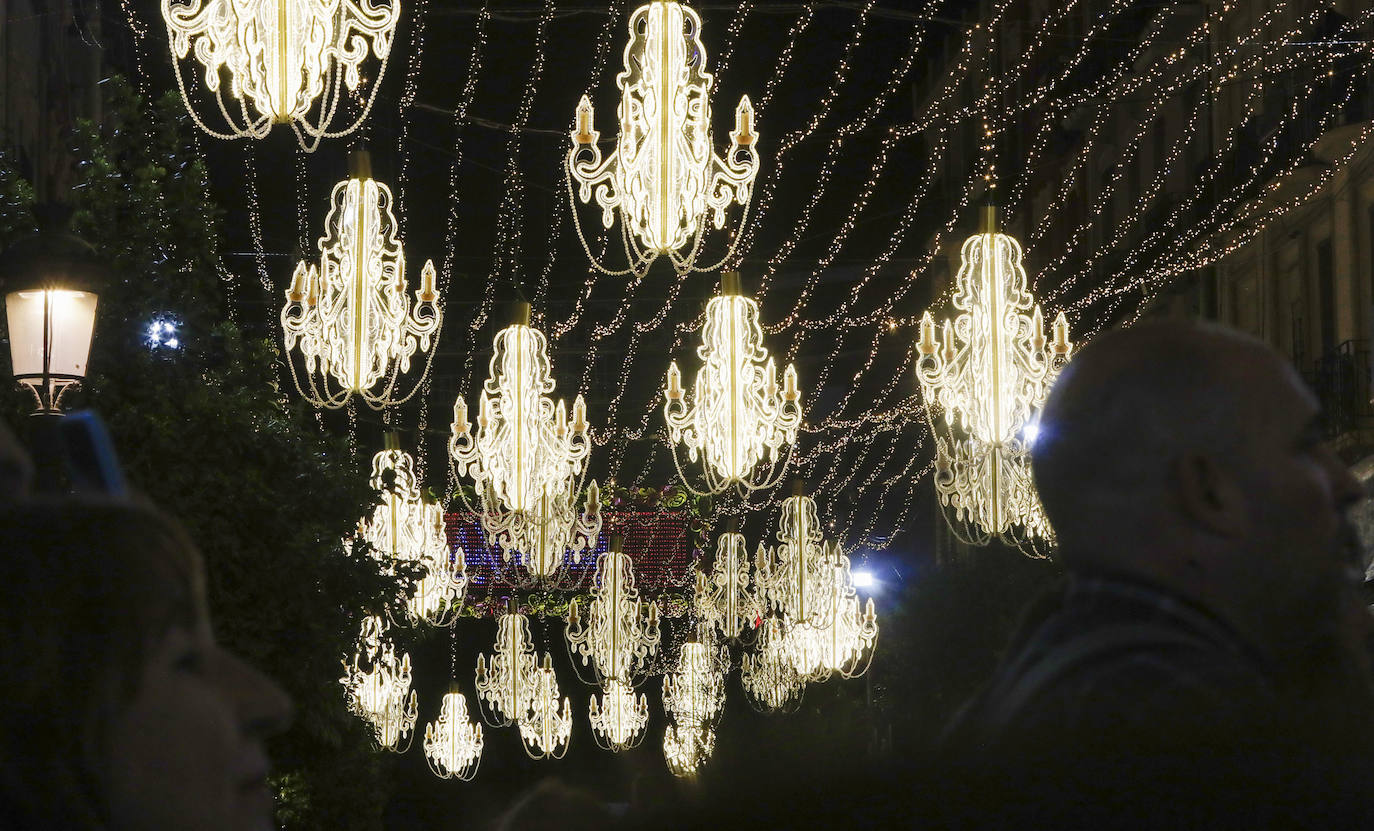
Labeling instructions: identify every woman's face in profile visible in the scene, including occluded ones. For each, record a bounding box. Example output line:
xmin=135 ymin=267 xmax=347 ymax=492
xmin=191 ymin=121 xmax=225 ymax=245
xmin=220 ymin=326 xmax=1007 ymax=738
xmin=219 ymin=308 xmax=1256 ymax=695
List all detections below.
xmin=103 ymin=613 xmax=291 ymax=831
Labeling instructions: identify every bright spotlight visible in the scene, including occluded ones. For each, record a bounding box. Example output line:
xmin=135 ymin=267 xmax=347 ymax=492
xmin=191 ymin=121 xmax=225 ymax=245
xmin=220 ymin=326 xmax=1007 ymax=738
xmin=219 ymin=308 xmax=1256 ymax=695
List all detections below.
xmin=852 ymin=570 xmax=876 ymax=589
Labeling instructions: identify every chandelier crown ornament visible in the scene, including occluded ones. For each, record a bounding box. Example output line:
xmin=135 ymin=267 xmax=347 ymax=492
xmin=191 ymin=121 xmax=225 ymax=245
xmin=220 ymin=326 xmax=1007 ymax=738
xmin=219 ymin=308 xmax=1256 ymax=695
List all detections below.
xmin=450 ymin=304 xmax=600 ymax=583
xmin=915 ymin=205 xmax=1073 ymax=550
xmin=664 ymin=272 xmax=802 ymax=496
xmin=283 ymin=152 xmax=443 ymax=409
xmin=589 ymin=679 xmax=651 ymax=752
xmin=565 ymin=537 xmax=662 ymax=687
xmin=566 ymin=0 xmax=760 ymax=277
xmin=695 ymin=519 xmax=762 ymax=640
xmin=161 ymin=0 xmax=398 ymax=150
xmin=339 ymin=615 xmax=419 ymax=751
xmin=423 ymin=689 xmax=484 ymax=781
xmin=517 ymin=654 xmax=573 ymax=760
xmin=357 ymin=439 xmax=467 ymax=626
xmin=740 ymin=616 xmax=805 ymax=713
xmin=474 ymin=605 xmax=542 ymax=728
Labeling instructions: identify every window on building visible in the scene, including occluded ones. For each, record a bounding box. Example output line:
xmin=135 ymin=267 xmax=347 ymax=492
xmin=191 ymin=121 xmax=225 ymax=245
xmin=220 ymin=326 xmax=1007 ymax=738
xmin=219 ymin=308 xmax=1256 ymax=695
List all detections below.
xmin=1318 ymin=238 xmax=1335 ymax=355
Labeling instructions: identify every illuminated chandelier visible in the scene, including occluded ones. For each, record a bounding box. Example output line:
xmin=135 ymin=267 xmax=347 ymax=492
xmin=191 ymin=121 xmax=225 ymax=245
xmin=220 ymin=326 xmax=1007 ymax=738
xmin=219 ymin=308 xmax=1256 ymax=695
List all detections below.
xmin=161 ymin=0 xmax=398 ymax=150
xmin=589 ymin=679 xmax=650 ymax=752
xmin=339 ymin=615 xmax=418 ymax=751
xmin=357 ymin=440 xmax=466 ymax=626
xmin=740 ymin=617 xmax=804 ymax=713
xmin=783 ymin=546 xmax=878 ymax=682
xmin=916 ymin=206 xmax=1073 ymax=548
xmin=566 ymin=538 xmax=662 ymax=686
xmin=566 ymin=0 xmax=760 ymax=277
xmin=695 ymin=521 xmax=761 ymax=640
xmin=450 ymin=303 xmax=600 ymax=582
xmin=282 ymin=151 xmax=442 ymax=409
xmin=757 ymin=489 xmax=832 ymax=628
xmin=664 ymin=272 xmax=801 ymax=496
xmin=663 ymin=722 xmax=715 ymax=778
xmin=518 ymin=656 xmax=573 ymax=760
xmin=661 ymin=630 xmax=727 ymax=776
xmin=474 ymin=607 xmax=541 ymax=726
xmin=423 ymin=690 xmax=484 ymax=781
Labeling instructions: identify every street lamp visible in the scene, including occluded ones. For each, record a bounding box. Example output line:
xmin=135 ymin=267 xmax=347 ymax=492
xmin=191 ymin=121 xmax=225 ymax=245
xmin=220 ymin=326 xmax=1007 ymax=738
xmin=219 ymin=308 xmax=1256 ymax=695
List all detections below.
xmin=0 ymin=205 xmax=103 ymax=417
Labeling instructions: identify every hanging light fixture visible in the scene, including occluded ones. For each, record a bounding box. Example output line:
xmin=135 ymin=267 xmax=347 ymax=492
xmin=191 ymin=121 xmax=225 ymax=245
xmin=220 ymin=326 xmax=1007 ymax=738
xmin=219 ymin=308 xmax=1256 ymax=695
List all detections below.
xmin=783 ymin=546 xmax=878 ymax=682
xmin=566 ymin=0 xmax=760 ymax=278
xmin=339 ymin=615 xmax=418 ymax=751
xmin=664 ymin=272 xmax=801 ymax=496
xmin=566 ymin=537 xmax=661 ymax=686
xmin=663 ymin=723 xmax=716 ymax=778
xmin=473 ymin=605 xmax=542 ymax=727
xmin=357 ymin=439 xmax=466 ymax=626
xmin=161 ymin=0 xmax=398 ymax=151
xmin=740 ymin=617 xmax=804 ymax=713
xmin=450 ymin=303 xmax=600 ymax=582
xmin=757 ymin=487 xmax=832 ymax=628
xmin=518 ymin=656 xmax=573 ymax=760
xmin=282 ymin=150 xmax=442 ymax=409
xmin=589 ymin=679 xmax=651 ymax=752
xmin=423 ymin=689 xmax=484 ymax=781
xmin=695 ymin=520 xmax=762 ymax=640
xmin=915 ymin=206 xmax=1073 ymax=548
xmin=661 ymin=629 xmax=727 ymax=776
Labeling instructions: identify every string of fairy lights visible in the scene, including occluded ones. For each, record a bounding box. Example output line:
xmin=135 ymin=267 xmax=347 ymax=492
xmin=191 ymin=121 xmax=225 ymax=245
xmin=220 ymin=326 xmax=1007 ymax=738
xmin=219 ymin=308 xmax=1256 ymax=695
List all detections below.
xmin=128 ymin=0 xmax=1374 ymax=552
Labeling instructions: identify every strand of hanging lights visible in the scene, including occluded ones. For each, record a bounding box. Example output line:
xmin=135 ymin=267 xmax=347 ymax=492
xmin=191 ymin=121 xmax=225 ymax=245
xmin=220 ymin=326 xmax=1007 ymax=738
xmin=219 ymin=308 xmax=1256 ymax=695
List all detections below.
xmin=567 ymin=536 xmax=661 ymax=751
xmin=357 ymin=439 xmax=466 ymax=626
xmin=661 ymin=627 xmax=728 ymax=777
xmin=566 ymin=0 xmax=760 ymax=277
xmin=160 ymin=0 xmax=398 ymax=150
xmin=915 ymin=205 xmax=1073 ymax=551
xmin=282 ymin=151 xmax=442 ymax=409
xmin=695 ymin=520 xmax=762 ymax=641
xmin=340 ymin=615 xmax=418 ymax=751
xmin=423 ymin=689 xmax=484 ymax=781
xmin=450 ymin=303 xmax=601 ymax=583
xmin=664 ymin=271 xmax=801 ymax=496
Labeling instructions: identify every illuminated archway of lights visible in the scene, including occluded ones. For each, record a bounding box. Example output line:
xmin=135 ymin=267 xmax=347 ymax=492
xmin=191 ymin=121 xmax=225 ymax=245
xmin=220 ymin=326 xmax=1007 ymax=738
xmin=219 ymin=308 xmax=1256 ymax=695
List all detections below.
xmin=916 ymin=211 xmax=1073 ymax=550
xmin=357 ymin=444 xmax=467 ymax=626
xmin=567 ymin=0 xmax=759 ymax=277
xmin=282 ymin=151 xmax=442 ymax=409
xmin=161 ymin=0 xmax=398 ymax=150
xmin=340 ymin=615 xmax=418 ymax=752
xmin=178 ymin=0 xmax=1374 ymax=551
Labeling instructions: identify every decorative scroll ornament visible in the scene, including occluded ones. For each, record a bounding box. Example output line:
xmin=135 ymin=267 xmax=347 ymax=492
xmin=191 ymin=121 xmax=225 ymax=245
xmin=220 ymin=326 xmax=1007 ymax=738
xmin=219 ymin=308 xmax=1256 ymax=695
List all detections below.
xmin=358 ymin=441 xmax=466 ymax=626
xmin=161 ymin=0 xmax=397 ymax=150
xmin=518 ymin=656 xmax=573 ymax=760
xmin=566 ymin=0 xmax=760 ymax=277
xmin=566 ymin=539 xmax=662 ymax=686
xmin=916 ymin=207 xmax=1073 ymax=550
xmin=783 ymin=546 xmax=878 ymax=682
xmin=757 ymin=491 xmax=832 ymax=628
xmin=474 ymin=608 xmax=541 ymax=727
xmin=450 ymin=304 xmax=600 ymax=582
xmin=423 ymin=690 xmax=483 ymax=781
xmin=282 ymin=151 xmax=442 ymax=409
xmin=664 ymin=272 xmax=801 ymax=496
xmin=589 ymin=679 xmax=650 ymax=752
xmin=740 ymin=617 xmax=804 ymax=713
xmin=695 ymin=525 xmax=762 ymax=640
xmin=339 ymin=615 xmax=418 ymax=751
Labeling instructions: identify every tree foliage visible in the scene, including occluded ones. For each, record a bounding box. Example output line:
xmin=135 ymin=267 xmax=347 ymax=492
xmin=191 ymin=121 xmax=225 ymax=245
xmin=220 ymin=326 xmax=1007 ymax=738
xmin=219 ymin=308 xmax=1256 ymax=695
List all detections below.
xmin=0 ymin=77 xmax=407 ymax=829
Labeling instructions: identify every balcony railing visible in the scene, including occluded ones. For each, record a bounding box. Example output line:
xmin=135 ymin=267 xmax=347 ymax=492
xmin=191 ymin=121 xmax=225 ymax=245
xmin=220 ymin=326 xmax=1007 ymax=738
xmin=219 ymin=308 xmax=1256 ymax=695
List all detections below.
xmin=1306 ymin=339 xmax=1374 ymax=438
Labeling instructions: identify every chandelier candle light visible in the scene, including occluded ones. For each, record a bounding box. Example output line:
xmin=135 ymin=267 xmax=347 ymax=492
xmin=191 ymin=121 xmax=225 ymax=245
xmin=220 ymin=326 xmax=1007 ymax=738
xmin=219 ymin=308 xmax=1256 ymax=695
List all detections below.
xmin=161 ymin=0 xmax=398 ymax=149
xmin=423 ymin=689 xmax=484 ymax=781
xmin=566 ymin=0 xmax=760 ymax=277
xmin=340 ymin=615 xmax=419 ymax=751
xmin=357 ymin=439 xmax=466 ymax=626
xmin=283 ymin=151 xmax=442 ymax=409
xmin=915 ymin=206 xmax=1073 ymax=548
xmin=450 ymin=303 xmax=600 ymax=582
xmin=664 ymin=271 xmax=801 ymax=496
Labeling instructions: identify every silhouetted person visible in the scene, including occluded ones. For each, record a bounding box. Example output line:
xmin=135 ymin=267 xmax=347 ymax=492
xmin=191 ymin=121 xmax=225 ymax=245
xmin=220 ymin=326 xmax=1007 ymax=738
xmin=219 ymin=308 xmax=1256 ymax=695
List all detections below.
xmin=941 ymin=320 xmax=1374 ymax=827
xmin=0 ymin=499 xmax=291 ymax=830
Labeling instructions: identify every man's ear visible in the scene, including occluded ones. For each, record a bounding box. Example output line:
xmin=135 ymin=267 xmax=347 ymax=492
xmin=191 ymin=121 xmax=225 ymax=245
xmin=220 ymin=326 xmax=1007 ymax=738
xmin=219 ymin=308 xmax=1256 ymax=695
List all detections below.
xmin=1173 ymin=452 xmax=1248 ymax=538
